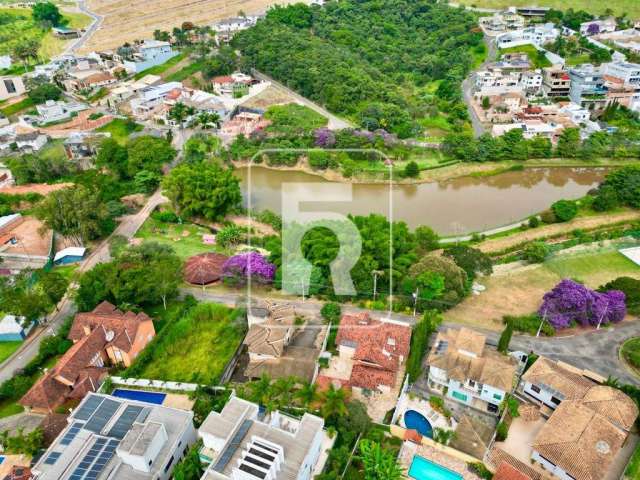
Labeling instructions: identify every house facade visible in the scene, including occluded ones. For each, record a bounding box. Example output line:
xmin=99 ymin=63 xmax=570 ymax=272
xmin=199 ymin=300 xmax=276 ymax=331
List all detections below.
xmin=122 ymin=40 xmax=179 ymax=73
xmin=198 ymin=396 xmax=326 ymax=480
xmin=0 ymin=75 xmax=26 ymax=101
xmin=427 ymin=327 xmax=517 ymax=415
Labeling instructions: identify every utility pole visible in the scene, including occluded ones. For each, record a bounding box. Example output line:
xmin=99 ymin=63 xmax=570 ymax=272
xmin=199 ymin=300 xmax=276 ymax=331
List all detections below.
xmin=536 ymin=309 xmax=548 ymax=337
xmin=597 ymin=303 xmax=609 ymax=330
xmin=372 ymin=270 xmax=384 ymax=301
xmin=412 ymin=288 xmax=419 ymax=318
xmin=301 ymin=279 xmax=305 ymax=302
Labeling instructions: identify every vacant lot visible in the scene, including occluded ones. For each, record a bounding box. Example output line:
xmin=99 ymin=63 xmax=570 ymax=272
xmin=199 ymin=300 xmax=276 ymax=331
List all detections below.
xmin=445 ymin=248 xmax=640 ymax=330
xmin=458 ymin=0 xmax=640 ymax=17
xmin=0 ymin=341 xmax=22 ymax=364
xmin=131 ymin=302 xmax=245 ymax=384
xmin=95 ymin=118 xmax=142 ymax=144
xmin=80 ymin=0 xmax=301 ymax=53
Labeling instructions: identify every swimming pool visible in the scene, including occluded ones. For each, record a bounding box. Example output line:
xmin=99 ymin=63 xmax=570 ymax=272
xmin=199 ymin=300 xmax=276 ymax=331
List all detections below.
xmin=404 ymin=410 xmax=433 ymax=438
xmin=408 ymin=455 xmax=462 ymax=480
xmin=112 ymin=389 xmax=167 ymax=405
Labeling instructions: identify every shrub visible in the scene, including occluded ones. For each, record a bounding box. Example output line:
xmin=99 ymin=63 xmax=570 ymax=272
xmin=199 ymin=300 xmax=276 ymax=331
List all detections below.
xmin=522 ymin=242 xmax=549 ymax=263
xmin=496 ymin=421 xmax=509 ymax=441
xmin=599 ymin=277 xmax=640 ymax=315
xmin=320 ymin=302 xmax=341 ymax=324
xmin=151 ymin=210 xmax=180 ymax=223
xmin=504 ymin=314 xmax=554 ymax=336
xmin=551 ymin=199 xmax=578 ymax=222
xmin=528 ymin=216 xmax=540 ymax=228
xmin=468 ymin=463 xmax=493 ymax=480
xmin=497 ymin=320 xmax=513 ymax=353
xmin=592 ymin=185 xmax=620 ymax=212
xmin=404 ymin=160 xmax=420 ymax=178
xmin=308 ymin=150 xmax=330 ymax=169
xmin=540 ymin=209 xmax=557 ymax=223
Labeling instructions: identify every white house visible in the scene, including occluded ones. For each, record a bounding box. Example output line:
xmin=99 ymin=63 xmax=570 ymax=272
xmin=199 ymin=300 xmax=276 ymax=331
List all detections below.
xmin=130 ymin=81 xmax=182 ymax=119
xmin=0 ymin=56 xmax=12 ymax=70
xmin=31 ymin=392 xmax=197 ymax=480
xmin=559 ymin=102 xmax=591 ymax=124
xmin=603 ymin=61 xmax=640 ymax=86
xmin=34 ymin=100 xmax=88 ymax=124
xmin=580 ymin=18 xmax=617 ymax=36
xmin=198 ymin=395 xmax=326 ymax=480
xmin=122 ymin=40 xmax=179 ymax=74
xmin=427 ymin=327 xmax=517 ymax=415
xmin=0 ymin=75 xmax=26 ymax=101
xmin=496 ymin=23 xmax=559 ymax=49
xmin=0 ymin=314 xmax=34 ymax=341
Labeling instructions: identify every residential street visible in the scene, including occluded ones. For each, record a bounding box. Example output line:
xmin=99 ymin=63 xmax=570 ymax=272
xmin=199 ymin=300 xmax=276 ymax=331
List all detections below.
xmin=184 ymin=287 xmax=640 ymax=385
xmin=462 ymin=35 xmax=497 ymax=138
xmin=61 ymin=0 xmax=103 ymax=56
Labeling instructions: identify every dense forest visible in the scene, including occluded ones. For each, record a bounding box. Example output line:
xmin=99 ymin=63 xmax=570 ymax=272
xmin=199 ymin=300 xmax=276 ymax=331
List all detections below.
xmin=232 ymin=1 xmax=483 ymax=137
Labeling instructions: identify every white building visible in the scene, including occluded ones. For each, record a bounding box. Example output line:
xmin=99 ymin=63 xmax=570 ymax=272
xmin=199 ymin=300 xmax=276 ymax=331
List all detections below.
xmin=198 ymin=396 xmax=326 ymax=480
xmin=603 ymin=61 xmax=640 ymax=86
xmin=496 ymin=23 xmax=559 ymax=49
xmin=520 ymin=70 xmax=544 ymax=93
xmin=31 ymin=392 xmax=197 ymax=480
xmin=130 ymin=81 xmax=183 ymax=118
xmin=559 ymin=102 xmax=591 ymax=124
xmin=427 ymin=328 xmax=517 ymax=415
xmin=580 ymin=18 xmax=617 ymax=36
xmin=122 ymin=40 xmax=179 ymax=74
xmin=0 ymin=56 xmax=12 ymax=70
xmin=212 ymin=16 xmax=260 ymax=42
xmin=0 ymin=75 xmax=26 ymax=101
xmin=34 ymin=100 xmax=88 ymax=124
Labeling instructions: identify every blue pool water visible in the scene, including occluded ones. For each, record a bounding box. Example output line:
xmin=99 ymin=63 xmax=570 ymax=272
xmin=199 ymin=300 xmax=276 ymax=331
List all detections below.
xmin=408 ymin=456 xmax=462 ymax=480
xmin=404 ymin=410 xmax=433 ymax=438
xmin=112 ymin=389 xmax=167 ymax=405
xmin=0 ymin=456 xmax=4 ymax=465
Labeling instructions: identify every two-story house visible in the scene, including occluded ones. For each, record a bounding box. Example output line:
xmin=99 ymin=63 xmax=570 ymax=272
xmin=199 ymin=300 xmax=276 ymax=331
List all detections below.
xmin=122 ymin=40 xmax=179 ymax=74
xmin=427 ymin=327 xmax=517 ymax=415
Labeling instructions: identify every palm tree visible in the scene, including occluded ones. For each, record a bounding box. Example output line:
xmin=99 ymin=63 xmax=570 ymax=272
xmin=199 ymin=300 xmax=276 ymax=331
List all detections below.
xmin=273 ymin=376 xmax=296 ymax=407
xmin=249 ymin=373 xmax=272 ymax=405
xmin=295 ymin=382 xmax=319 ymax=408
xmin=358 ymin=440 xmax=403 ymax=480
xmin=321 ymin=384 xmax=347 ymax=420
xmin=197 ymin=111 xmax=220 ymax=129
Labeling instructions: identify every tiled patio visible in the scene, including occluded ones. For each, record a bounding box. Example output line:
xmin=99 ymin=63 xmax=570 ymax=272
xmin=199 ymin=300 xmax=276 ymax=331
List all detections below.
xmin=495 ymin=416 xmax=546 ymax=466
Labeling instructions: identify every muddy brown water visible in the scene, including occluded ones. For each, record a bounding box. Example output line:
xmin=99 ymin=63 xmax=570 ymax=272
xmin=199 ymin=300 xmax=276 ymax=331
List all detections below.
xmin=237 ymin=166 xmax=607 ymax=235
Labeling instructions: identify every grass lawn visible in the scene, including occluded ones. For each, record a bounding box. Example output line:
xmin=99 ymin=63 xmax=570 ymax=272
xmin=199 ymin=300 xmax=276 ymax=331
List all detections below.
xmin=0 ymin=400 xmax=23 ymax=419
xmin=133 ymin=51 xmax=189 ymax=80
xmin=165 ymin=59 xmax=205 ymax=82
xmin=621 ymin=337 xmax=640 ymax=374
xmin=456 ymin=0 xmax=640 ymax=17
xmin=135 ymin=217 xmax=227 ymax=260
xmin=53 ymin=264 xmax=79 ymax=283
xmin=445 ymin=248 xmax=640 ymax=330
xmin=0 ymin=97 xmax=34 ymax=117
xmin=38 ymin=139 xmax=66 ymax=162
xmin=95 ymin=118 xmax=143 ymax=144
xmin=39 ymin=10 xmax=92 ymax=59
xmin=0 ymin=341 xmax=22 ymax=364
xmin=418 ymin=114 xmax=453 ymax=138
xmin=626 ymin=442 xmax=640 ymax=479
xmin=131 ymin=302 xmax=245 ymax=384
xmin=500 ymin=45 xmax=551 ymax=69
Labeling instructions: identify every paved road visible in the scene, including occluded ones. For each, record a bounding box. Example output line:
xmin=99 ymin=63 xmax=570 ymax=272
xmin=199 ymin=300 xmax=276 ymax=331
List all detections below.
xmin=462 ymin=35 xmax=498 ymax=138
xmin=184 ymin=287 xmax=640 ymax=384
xmin=61 ymin=0 xmax=103 ymax=56
xmin=251 ymin=70 xmax=354 ymax=130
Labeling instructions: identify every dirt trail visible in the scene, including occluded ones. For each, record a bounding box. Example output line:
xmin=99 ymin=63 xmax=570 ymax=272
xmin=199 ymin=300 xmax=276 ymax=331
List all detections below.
xmin=477 ymin=210 xmax=640 ymax=254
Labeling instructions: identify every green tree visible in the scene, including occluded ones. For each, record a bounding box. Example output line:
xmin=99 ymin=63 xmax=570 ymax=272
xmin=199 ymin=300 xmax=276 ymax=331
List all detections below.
xmin=408 ymin=253 xmax=467 ymax=310
xmin=443 ymin=245 xmax=492 ymax=281
xmin=497 ymin=319 xmax=513 ymax=353
xmin=320 ymin=302 xmax=341 ymax=324
xmin=38 ymin=270 xmax=69 ymax=305
xmin=599 ymin=277 xmax=640 ymax=315
xmin=358 ymin=440 xmax=403 ymax=480
xmin=32 ymin=2 xmax=63 ymax=26
xmin=321 ymin=384 xmax=347 ymax=421
xmin=295 ymin=382 xmax=319 ymax=408
xmin=162 ymin=163 xmax=241 ymax=220
xmin=522 ymin=242 xmax=549 ymax=264
xmin=28 ymin=82 xmax=61 ymax=104
xmin=13 ymin=39 xmax=41 ymax=71
xmin=96 ymin=138 xmax=129 ymax=178
xmin=415 ymin=225 xmax=439 ymax=253
xmin=592 ymin=185 xmax=620 ymax=212
xmin=403 ymin=160 xmax=419 ymax=178
xmin=172 ymin=441 xmax=204 ymax=480
xmin=406 ymin=309 xmax=442 ymax=381
xmin=551 ymin=199 xmax=578 ymax=222
xmin=168 ymin=102 xmax=195 ymax=128
xmin=216 ymin=224 xmax=244 ymax=247
xmin=35 ymin=185 xmax=111 ymax=244
xmin=126 ymin=136 xmax=176 ymax=177
xmin=556 ymin=128 xmax=581 ymax=158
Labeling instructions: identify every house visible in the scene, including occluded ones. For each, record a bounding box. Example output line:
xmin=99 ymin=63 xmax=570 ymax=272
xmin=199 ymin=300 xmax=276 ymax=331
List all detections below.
xmin=69 ymin=300 xmax=156 ymax=367
xmin=220 ymin=111 xmax=271 ymax=137
xmin=243 ymin=302 xmax=322 ymax=381
xmin=427 ymin=327 xmax=517 ymax=415
xmin=53 ymin=246 xmax=86 ymax=264
xmin=580 ymin=18 xmax=617 ymax=36
xmin=493 ymin=462 xmax=533 ymax=480
xmin=496 ymin=23 xmax=559 ymax=49
xmin=333 ymin=312 xmax=411 ymax=394
xmin=52 ymin=26 xmax=81 ymax=38
xmin=198 ymin=395 xmax=326 ymax=480
xmin=63 ymin=70 xmax=117 ymax=93
xmin=121 ymin=40 xmax=179 ymax=74
xmin=14 ymin=128 xmax=48 ymax=152
xmin=558 ymin=102 xmax=591 ymax=124
xmin=0 ymin=75 xmax=26 ymax=101
xmin=0 ymin=213 xmax=52 ymax=269
xmin=212 ymin=16 xmax=260 ymax=42
xmin=3 ymin=466 xmax=31 ymax=480
xmin=543 ymin=67 xmax=571 ymax=97
xmin=130 ymin=81 xmax=182 ymax=119
xmin=516 ymin=6 xmax=550 ymax=18
xmin=569 ymin=64 xmax=607 ymax=107
xmin=34 ymin=100 xmax=88 ymax=125
xmin=480 ymin=12 xmax=525 ymax=34
xmin=0 ymin=314 xmax=34 ymax=341
xmin=20 ymin=302 xmax=156 ymax=413
xmin=520 ymin=70 xmax=543 ymax=94
xmin=31 ymin=392 xmax=197 ymax=480
xmin=63 ymin=132 xmax=110 ymax=162
xmin=211 ymin=72 xmax=253 ymax=97
xmin=603 ymin=61 xmax=640 ymax=86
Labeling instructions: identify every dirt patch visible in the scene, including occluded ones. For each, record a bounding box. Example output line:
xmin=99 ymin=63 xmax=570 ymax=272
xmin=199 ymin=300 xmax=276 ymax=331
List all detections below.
xmin=80 ymin=0 xmax=304 ymax=53
xmin=240 ymin=85 xmax=297 ymax=110
xmin=477 ymin=210 xmax=640 ymax=254
xmin=0 ymin=183 xmax=72 ymax=196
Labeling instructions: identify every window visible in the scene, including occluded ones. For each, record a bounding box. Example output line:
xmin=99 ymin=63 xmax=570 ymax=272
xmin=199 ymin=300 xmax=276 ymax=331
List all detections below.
xmin=487 ymin=403 xmax=499 ymax=413
xmin=3 ymin=80 xmax=16 ymax=94
xmin=530 ymin=384 xmax=541 ymax=394
xmin=551 ymin=396 xmax=561 ymax=405
xmin=164 ymin=456 xmax=174 ymax=473
xmin=493 ymin=393 xmax=502 ymax=401
xmin=452 ymin=391 xmax=468 ymax=402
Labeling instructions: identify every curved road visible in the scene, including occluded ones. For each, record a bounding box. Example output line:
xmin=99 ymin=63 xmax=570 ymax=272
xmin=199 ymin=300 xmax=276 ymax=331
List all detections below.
xmin=61 ymin=1 xmax=103 ymax=56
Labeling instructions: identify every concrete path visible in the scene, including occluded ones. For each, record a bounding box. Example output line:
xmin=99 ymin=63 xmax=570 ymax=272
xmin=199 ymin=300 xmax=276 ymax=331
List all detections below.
xmin=251 ymin=69 xmax=354 ymax=130
xmin=61 ymin=0 xmax=103 ymax=56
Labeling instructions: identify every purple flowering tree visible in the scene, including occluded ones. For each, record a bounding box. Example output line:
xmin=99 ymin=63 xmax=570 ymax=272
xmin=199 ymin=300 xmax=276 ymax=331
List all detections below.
xmin=587 ymin=23 xmax=600 ymax=35
xmin=538 ymin=279 xmax=626 ymax=330
xmin=222 ymin=252 xmax=276 ymax=286
xmin=314 ymin=128 xmax=336 ymax=148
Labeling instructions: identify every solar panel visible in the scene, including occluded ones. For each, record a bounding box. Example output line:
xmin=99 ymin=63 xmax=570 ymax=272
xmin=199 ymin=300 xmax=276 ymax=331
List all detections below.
xmin=213 ymin=419 xmax=253 ymax=472
xmin=69 ymin=437 xmax=108 ymax=480
xmin=107 ymin=405 xmax=144 ymax=439
xmin=85 ymin=439 xmax=119 ymax=480
xmin=136 ymin=407 xmax=150 ymax=424
xmin=84 ymin=399 xmax=121 ymax=434
xmin=60 ymin=422 xmax=83 ymax=446
xmin=44 ymin=451 xmax=62 ymax=465
xmin=74 ymin=396 xmax=105 ymax=421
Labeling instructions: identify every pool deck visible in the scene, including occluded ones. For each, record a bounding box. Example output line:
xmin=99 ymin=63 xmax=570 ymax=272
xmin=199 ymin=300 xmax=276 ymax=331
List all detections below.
xmin=399 ymin=395 xmax=455 ymax=433
xmin=399 ymin=441 xmax=483 ymax=480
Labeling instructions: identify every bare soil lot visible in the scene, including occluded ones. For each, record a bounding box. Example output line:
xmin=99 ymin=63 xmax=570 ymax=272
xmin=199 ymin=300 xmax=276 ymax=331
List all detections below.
xmin=80 ymin=0 xmax=303 ymax=53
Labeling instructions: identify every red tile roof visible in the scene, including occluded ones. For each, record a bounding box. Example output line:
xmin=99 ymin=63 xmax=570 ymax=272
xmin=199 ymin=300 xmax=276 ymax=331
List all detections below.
xmin=3 ymin=466 xmax=31 ymax=480
xmin=494 ymin=462 xmax=533 ymax=480
xmin=212 ymin=75 xmax=234 ymax=84
xmin=335 ymin=313 xmax=411 ymax=390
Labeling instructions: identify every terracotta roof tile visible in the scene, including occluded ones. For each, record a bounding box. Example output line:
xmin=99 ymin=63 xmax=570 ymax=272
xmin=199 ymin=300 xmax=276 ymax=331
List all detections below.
xmin=494 ymin=462 xmax=534 ymax=480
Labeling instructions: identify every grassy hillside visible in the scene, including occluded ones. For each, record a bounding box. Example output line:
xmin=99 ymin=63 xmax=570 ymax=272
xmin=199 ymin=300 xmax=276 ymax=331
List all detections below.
xmin=0 ymin=7 xmax=91 ymax=61
xmin=458 ymin=0 xmax=640 ymax=18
